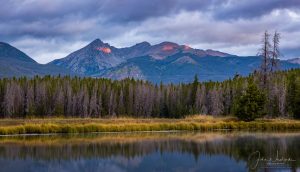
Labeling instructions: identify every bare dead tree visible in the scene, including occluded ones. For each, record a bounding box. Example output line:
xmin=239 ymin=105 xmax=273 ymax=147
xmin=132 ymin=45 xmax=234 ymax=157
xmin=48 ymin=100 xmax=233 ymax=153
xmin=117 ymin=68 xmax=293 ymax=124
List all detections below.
xmin=271 ymin=31 xmax=281 ymax=72
xmin=89 ymin=87 xmax=98 ymax=117
xmin=117 ymin=89 xmax=125 ymax=116
xmin=108 ymin=90 xmax=116 ymax=117
xmin=278 ymin=79 xmax=287 ymax=116
xmin=208 ymin=85 xmax=224 ymax=116
xmin=258 ymin=30 xmax=272 ymax=89
xmin=195 ymin=85 xmax=207 ymax=114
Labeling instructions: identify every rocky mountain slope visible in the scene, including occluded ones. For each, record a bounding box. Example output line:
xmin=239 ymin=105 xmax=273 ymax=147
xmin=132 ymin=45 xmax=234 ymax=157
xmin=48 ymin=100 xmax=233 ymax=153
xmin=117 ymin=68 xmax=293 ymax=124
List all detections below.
xmin=0 ymin=42 xmax=73 ymax=78
xmin=50 ymin=39 xmax=300 ymax=83
xmin=0 ymin=40 xmax=299 ymax=83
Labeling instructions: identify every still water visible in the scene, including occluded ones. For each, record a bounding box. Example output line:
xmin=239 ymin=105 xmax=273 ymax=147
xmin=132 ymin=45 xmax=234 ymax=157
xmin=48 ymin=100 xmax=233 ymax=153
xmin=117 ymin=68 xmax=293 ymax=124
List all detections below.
xmin=0 ymin=131 xmax=299 ymax=172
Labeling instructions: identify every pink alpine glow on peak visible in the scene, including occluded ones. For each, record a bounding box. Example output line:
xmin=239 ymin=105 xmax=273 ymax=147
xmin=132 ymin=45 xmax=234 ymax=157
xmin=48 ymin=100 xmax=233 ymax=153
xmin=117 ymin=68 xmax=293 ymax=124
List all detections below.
xmin=96 ymin=47 xmax=112 ymax=54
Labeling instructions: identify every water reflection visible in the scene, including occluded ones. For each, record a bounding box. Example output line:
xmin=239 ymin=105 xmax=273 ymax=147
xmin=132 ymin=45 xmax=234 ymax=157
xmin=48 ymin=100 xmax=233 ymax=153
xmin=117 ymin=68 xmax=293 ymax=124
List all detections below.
xmin=0 ymin=132 xmax=299 ymax=172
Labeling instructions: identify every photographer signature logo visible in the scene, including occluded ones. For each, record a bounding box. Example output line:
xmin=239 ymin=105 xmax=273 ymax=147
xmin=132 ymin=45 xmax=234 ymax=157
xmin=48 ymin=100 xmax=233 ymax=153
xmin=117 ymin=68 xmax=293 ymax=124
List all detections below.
xmin=248 ymin=150 xmax=296 ymax=169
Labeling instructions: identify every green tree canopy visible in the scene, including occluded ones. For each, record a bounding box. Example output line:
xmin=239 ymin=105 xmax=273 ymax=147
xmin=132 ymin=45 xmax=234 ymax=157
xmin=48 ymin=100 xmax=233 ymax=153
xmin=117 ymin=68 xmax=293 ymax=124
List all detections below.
xmin=235 ymin=79 xmax=266 ymax=121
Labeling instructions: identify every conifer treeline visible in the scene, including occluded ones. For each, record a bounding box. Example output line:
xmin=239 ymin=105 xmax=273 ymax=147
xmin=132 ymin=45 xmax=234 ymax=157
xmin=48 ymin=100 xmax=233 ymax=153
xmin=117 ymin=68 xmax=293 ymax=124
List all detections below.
xmin=0 ymin=69 xmax=299 ymax=118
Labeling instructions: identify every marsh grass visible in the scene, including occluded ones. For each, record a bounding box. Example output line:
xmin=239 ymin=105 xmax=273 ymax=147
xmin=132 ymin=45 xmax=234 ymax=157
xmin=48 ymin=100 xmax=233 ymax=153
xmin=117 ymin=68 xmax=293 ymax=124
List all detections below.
xmin=0 ymin=115 xmax=299 ymax=135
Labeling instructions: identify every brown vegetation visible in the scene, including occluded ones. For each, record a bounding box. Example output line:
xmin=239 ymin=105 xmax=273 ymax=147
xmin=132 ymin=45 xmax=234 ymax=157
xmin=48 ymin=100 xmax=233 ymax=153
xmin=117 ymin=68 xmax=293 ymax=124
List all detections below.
xmin=0 ymin=116 xmax=299 ymax=135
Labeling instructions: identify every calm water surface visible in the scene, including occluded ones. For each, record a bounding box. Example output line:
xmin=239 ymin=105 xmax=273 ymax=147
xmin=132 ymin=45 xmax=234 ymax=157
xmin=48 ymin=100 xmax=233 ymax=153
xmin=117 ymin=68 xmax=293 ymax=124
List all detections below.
xmin=0 ymin=131 xmax=299 ymax=172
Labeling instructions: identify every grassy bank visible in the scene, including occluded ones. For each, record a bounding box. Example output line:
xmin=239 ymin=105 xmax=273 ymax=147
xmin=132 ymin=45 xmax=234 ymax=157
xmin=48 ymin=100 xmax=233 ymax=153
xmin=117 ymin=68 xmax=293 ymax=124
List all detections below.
xmin=0 ymin=116 xmax=299 ymax=135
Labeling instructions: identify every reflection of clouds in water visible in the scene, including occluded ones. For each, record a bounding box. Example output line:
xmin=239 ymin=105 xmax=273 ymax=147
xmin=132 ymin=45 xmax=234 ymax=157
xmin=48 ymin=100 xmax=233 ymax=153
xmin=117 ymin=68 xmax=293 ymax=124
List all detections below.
xmin=0 ymin=159 xmax=126 ymax=172
xmin=113 ymin=155 xmax=143 ymax=168
xmin=0 ymin=153 xmax=246 ymax=172
xmin=39 ymin=159 xmax=126 ymax=172
xmin=0 ymin=132 xmax=299 ymax=172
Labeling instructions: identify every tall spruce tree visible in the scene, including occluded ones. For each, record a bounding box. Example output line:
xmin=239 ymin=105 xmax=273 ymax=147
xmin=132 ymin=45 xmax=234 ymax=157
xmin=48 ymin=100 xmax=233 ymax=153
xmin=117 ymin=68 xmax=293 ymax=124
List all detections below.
xmin=234 ymin=79 xmax=266 ymax=121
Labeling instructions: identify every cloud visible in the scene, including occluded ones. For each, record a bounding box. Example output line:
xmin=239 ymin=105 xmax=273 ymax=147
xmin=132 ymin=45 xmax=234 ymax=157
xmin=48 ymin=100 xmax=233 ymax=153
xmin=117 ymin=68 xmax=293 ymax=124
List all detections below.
xmin=214 ymin=0 xmax=300 ymax=20
xmin=0 ymin=0 xmax=224 ymax=22
xmin=0 ymin=0 xmax=300 ymax=63
xmin=12 ymin=37 xmax=88 ymax=63
xmin=110 ymin=9 xmax=300 ymax=53
xmin=0 ymin=0 xmax=98 ymax=21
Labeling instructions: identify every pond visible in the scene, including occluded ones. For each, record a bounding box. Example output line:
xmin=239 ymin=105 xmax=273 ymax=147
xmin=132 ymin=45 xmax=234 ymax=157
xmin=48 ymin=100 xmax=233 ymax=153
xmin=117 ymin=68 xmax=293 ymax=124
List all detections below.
xmin=0 ymin=131 xmax=299 ymax=172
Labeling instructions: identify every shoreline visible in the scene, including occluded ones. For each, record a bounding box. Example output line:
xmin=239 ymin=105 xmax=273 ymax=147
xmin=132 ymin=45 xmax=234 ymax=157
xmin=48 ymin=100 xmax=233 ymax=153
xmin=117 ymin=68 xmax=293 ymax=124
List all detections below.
xmin=0 ymin=116 xmax=299 ymax=135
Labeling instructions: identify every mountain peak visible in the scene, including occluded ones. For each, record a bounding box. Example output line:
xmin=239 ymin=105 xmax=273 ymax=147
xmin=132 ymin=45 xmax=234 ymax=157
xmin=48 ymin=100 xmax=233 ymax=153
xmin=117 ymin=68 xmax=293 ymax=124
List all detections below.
xmin=0 ymin=41 xmax=36 ymax=63
xmin=87 ymin=39 xmax=113 ymax=54
xmin=181 ymin=45 xmax=192 ymax=50
xmin=158 ymin=41 xmax=179 ymax=47
xmin=156 ymin=42 xmax=180 ymax=51
xmin=90 ymin=38 xmax=104 ymax=45
xmin=134 ymin=41 xmax=151 ymax=48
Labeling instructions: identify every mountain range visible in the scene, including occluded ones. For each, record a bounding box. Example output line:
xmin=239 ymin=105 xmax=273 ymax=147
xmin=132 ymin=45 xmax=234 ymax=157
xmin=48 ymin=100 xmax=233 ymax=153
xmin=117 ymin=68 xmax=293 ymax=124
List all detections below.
xmin=1 ymin=39 xmax=300 ymax=83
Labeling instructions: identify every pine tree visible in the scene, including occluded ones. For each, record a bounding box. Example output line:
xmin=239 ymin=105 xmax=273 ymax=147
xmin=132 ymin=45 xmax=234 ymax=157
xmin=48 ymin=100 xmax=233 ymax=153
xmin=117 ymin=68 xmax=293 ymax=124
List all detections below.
xmin=0 ymin=69 xmax=299 ymax=119
xmin=235 ymin=79 xmax=266 ymax=121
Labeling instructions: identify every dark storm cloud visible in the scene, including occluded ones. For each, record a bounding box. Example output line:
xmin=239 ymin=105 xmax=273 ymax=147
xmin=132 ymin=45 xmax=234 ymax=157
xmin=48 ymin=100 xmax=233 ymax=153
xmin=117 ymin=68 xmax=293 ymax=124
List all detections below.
xmin=214 ymin=0 xmax=300 ymax=20
xmin=0 ymin=0 xmax=226 ymax=40
xmin=0 ymin=0 xmax=99 ymax=21
xmin=97 ymin=0 xmax=228 ymax=22
xmin=0 ymin=0 xmax=220 ymax=21
xmin=1 ymin=0 xmax=299 ymax=38
xmin=0 ymin=0 xmax=299 ymax=63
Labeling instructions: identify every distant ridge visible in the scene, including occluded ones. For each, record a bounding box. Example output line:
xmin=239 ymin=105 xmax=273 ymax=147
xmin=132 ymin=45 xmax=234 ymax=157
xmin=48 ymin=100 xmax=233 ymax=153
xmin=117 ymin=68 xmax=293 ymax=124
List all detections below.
xmin=49 ymin=39 xmax=300 ymax=83
xmin=287 ymin=58 xmax=300 ymax=65
xmin=0 ymin=40 xmax=299 ymax=82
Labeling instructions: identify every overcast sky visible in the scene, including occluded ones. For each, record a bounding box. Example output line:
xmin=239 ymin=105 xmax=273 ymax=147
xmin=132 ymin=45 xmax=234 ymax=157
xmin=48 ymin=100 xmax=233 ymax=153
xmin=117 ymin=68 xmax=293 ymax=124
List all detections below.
xmin=1 ymin=0 xmax=300 ymax=63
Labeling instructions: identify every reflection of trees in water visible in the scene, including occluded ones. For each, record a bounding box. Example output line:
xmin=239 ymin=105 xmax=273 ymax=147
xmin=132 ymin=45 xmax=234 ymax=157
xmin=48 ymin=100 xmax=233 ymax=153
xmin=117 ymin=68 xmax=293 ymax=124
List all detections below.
xmin=0 ymin=132 xmax=299 ymax=170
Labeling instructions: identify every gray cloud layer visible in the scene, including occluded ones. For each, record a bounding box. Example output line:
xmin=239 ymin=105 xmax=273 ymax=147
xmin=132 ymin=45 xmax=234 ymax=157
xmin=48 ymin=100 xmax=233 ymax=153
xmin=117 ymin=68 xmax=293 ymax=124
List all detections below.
xmin=0 ymin=0 xmax=299 ymax=63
